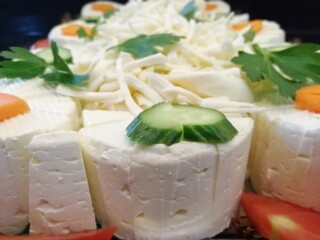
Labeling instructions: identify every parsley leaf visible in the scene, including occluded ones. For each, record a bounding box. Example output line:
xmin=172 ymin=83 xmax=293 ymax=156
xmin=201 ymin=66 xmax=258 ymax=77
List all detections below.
xmin=0 ymin=42 xmax=88 ymax=87
xmin=45 ymin=42 xmax=88 ymax=87
xmin=180 ymin=0 xmax=198 ymax=21
xmin=76 ymin=26 xmax=97 ymax=40
xmin=50 ymin=41 xmax=71 ymax=73
xmin=243 ymin=28 xmax=256 ymax=43
xmin=85 ymin=9 xmax=118 ymax=24
xmin=232 ymin=44 xmax=320 ymax=99
xmin=103 ymin=8 xmax=117 ymax=19
xmin=0 ymin=47 xmax=47 ymax=79
xmin=112 ymin=33 xmax=183 ymax=59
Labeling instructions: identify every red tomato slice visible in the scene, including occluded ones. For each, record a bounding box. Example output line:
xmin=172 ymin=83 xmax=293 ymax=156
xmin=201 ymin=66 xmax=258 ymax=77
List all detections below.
xmin=0 ymin=227 xmax=116 ymax=240
xmin=241 ymin=192 xmax=320 ymax=240
xmin=31 ymin=39 xmax=49 ymax=49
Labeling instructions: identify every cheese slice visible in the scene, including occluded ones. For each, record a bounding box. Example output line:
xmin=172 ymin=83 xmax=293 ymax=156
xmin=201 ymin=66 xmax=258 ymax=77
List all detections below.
xmin=249 ymin=106 xmax=320 ymax=212
xmin=29 ymin=131 xmax=96 ymax=235
xmin=79 ymin=116 xmax=253 ymax=240
xmin=0 ymin=79 xmax=79 ymax=235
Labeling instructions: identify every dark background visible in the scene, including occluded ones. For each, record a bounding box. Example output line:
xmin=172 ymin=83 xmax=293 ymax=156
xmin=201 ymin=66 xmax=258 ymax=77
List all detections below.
xmin=0 ymin=0 xmax=319 ymax=51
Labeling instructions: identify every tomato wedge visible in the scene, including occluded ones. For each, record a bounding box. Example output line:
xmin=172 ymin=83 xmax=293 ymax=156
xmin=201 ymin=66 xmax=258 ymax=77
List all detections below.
xmin=31 ymin=39 xmax=49 ymax=49
xmin=0 ymin=227 xmax=116 ymax=240
xmin=241 ymin=192 xmax=320 ymax=240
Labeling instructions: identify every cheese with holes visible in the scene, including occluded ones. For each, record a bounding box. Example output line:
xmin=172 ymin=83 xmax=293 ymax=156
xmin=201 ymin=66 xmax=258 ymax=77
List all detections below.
xmin=29 ymin=131 xmax=96 ymax=235
xmin=249 ymin=106 xmax=320 ymax=212
xmin=79 ymin=116 xmax=253 ymax=240
xmin=0 ymin=79 xmax=79 ymax=235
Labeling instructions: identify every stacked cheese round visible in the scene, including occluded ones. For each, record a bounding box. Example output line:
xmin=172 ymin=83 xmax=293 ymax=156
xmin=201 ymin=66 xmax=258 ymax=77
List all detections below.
xmin=250 ymin=106 xmax=320 ymax=211
xmin=0 ymin=79 xmax=79 ymax=235
xmin=79 ymin=116 xmax=254 ymax=240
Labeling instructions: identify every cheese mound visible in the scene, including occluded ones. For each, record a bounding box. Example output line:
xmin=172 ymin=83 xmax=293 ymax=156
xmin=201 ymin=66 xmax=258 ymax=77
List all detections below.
xmin=250 ymin=106 xmax=320 ymax=212
xmin=79 ymin=117 xmax=253 ymax=240
xmin=49 ymin=0 xmax=284 ymax=115
xmin=0 ymin=79 xmax=79 ymax=235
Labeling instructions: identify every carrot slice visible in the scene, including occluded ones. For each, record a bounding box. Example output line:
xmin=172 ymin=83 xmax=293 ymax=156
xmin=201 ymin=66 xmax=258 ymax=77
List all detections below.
xmin=91 ymin=3 xmax=114 ymax=12
xmin=61 ymin=24 xmax=93 ymax=37
xmin=0 ymin=93 xmax=30 ymax=122
xmin=205 ymin=3 xmax=218 ymax=11
xmin=295 ymin=85 xmax=320 ymax=113
xmin=231 ymin=19 xmax=263 ymax=33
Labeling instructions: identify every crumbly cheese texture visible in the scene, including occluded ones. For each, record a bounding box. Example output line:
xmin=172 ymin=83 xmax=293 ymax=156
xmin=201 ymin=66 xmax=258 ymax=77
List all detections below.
xmin=79 ymin=117 xmax=253 ymax=240
xmin=249 ymin=106 xmax=320 ymax=212
xmin=0 ymin=79 xmax=79 ymax=235
xmin=28 ymin=131 xmax=96 ymax=235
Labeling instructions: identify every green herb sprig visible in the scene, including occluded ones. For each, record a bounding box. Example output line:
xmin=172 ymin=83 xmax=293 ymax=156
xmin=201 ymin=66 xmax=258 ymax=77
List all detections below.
xmin=180 ymin=0 xmax=198 ymax=21
xmin=76 ymin=26 xmax=97 ymax=40
xmin=111 ymin=33 xmax=183 ymax=59
xmin=232 ymin=43 xmax=320 ymax=99
xmin=0 ymin=42 xmax=88 ymax=87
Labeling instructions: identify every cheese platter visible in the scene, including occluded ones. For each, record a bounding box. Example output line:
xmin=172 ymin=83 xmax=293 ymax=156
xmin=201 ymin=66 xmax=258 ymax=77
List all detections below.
xmin=0 ymin=0 xmax=320 ymax=239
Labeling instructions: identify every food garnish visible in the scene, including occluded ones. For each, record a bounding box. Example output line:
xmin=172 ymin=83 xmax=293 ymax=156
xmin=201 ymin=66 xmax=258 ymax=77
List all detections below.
xmin=0 ymin=227 xmax=116 ymax=240
xmin=231 ymin=20 xmax=263 ymax=33
xmin=0 ymin=93 xmax=30 ymax=122
xmin=241 ymin=192 xmax=320 ymax=240
xmin=61 ymin=24 xmax=93 ymax=37
xmin=126 ymin=102 xmax=238 ymax=146
xmin=111 ymin=33 xmax=183 ymax=59
xmin=232 ymin=43 xmax=320 ymax=99
xmin=0 ymin=42 xmax=88 ymax=87
xmin=180 ymin=0 xmax=198 ymax=21
xmin=205 ymin=2 xmax=218 ymax=11
xmin=103 ymin=8 xmax=118 ymax=19
xmin=295 ymin=84 xmax=320 ymax=113
xmin=76 ymin=26 xmax=97 ymax=40
xmin=91 ymin=2 xmax=114 ymax=12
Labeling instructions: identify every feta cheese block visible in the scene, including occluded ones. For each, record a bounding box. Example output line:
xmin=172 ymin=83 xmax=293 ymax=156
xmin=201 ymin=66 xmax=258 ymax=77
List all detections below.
xmin=28 ymin=131 xmax=96 ymax=235
xmin=79 ymin=116 xmax=253 ymax=240
xmin=0 ymin=79 xmax=79 ymax=235
xmin=249 ymin=106 xmax=320 ymax=212
xmin=82 ymin=109 xmax=134 ymax=128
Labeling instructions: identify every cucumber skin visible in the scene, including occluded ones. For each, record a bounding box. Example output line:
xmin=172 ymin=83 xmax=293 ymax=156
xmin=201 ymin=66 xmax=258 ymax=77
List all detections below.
xmin=182 ymin=119 xmax=238 ymax=143
xmin=126 ymin=117 xmax=182 ymax=146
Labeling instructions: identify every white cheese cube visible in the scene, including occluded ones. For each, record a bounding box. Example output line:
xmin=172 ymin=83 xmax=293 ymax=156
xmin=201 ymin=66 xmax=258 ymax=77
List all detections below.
xmin=28 ymin=131 xmax=96 ymax=235
xmin=250 ymin=106 xmax=320 ymax=211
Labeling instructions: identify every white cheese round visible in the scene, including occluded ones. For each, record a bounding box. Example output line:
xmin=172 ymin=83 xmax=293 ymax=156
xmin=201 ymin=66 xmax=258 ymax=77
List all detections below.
xmin=0 ymin=79 xmax=79 ymax=235
xmin=249 ymin=105 xmax=320 ymax=212
xmin=79 ymin=116 xmax=253 ymax=240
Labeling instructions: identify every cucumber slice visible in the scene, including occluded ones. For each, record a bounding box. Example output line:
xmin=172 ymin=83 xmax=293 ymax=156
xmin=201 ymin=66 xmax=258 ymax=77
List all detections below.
xmin=126 ymin=102 xmax=182 ymax=146
xmin=36 ymin=47 xmax=72 ymax=64
xmin=172 ymin=104 xmax=238 ymax=143
xmin=126 ymin=102 xmax=238 ymax=146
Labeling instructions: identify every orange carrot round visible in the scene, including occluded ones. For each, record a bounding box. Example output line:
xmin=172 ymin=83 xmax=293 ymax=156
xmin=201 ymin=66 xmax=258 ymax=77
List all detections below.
xmin=231 ymin=19 xmax=263 ymax=33
xmin=205 ymin=3 xmax=218 ymax=11
xmin=0 ymin=93 xmax=30 ymax=122
xmin=61 ymin=24 xmax=93 ymax=37
xmin=295 ymin=85 xmax=320 ymax=113
xmin=91 ymin=3 xmax=114 ymax=12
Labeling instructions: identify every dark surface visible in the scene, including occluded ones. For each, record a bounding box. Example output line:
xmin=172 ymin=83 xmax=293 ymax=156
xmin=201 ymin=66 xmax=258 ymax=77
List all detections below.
xmin=0 ymin=0 xmax=319 ymax=50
